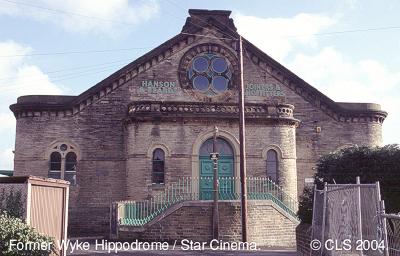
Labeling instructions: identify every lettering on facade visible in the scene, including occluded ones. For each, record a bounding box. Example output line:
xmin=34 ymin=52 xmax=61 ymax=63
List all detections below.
xmin=245 ymin=84 xmax=285 ymax=97
xmin=139 ymin=80 xmax=178 ymax=94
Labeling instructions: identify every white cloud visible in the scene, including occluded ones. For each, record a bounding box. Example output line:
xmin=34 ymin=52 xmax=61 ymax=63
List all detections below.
xmin=288 ymin=47 xmax=400 ymax=105
xmin=0 ymin=41 xmax=63 ymax=98
xmin=0 ymin=0 xmax=159 ymax=35
xmin=0 ymin=113 xmax=15 ymax=133
xmin=342 ymin=0 xmax=359 ymax=10
xmin=234 ymin=13 xmax=336 ymax=61
xmin=11 ymin=65 xmax=63 ymax=95
xmin=0 ymin=40 xmax=64 ymax=170
xmin=0 ymin=148 xmax=14 ymax=170
xmin=287 ymin=47 xmax=400 ymax=144
xmin=235 ymin=12 xmax=400 ymax=144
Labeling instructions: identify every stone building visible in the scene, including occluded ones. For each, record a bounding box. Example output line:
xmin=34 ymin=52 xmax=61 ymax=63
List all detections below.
xmin=10 ymin=9 xmax=386 ymax=245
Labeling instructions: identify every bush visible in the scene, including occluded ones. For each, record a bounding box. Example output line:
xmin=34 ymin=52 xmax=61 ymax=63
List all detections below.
xmin=298 ymin=144 xmax=400 ymax=223
xmin=0 ymin=212 xmax=57 ymax=256
xmin=297 ymin=186 xmax=314 ymax=224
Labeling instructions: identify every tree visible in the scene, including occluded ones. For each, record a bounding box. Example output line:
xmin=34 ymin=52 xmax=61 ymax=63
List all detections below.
xmin=298 ymin=144 xmax=400 ymax=223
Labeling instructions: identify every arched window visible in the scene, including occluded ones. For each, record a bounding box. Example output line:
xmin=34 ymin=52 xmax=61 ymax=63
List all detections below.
xmin=65 ymin=152 xmax=77 ymax=185
xmin=49 ymin=152 xmax=62 ymax=179
xmin=266 ymin=149 xmax=278 ymax=183
xmin=199 ymin=138 xmax=233 ymax=156
xmin=152 ymin=148 xmax=165 ymax=184
xmin=48 ymin=143 xmax=79 ymax=185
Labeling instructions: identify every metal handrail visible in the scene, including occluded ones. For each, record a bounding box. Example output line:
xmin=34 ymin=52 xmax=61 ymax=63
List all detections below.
xmin=118 ymin=176 xmax=299 ymax=226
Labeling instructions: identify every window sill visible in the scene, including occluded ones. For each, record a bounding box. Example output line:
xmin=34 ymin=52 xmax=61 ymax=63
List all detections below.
xmin=150 ymin=183 xmax=165 ymax=189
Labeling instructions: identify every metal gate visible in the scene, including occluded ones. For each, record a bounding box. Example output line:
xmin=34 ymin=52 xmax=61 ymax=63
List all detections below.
xmin=383 ymin=214 xmax=400 ymax=255
xmin=311 ymin=177 xmax=389 ymax=256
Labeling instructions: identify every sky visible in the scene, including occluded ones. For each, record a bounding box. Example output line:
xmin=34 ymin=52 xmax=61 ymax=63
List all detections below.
xmin=0 ymin=0 xmax=399 ymax=170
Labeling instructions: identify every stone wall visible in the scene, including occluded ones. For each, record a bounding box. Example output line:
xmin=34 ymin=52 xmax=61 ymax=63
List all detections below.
xmin=296 ymin=223 xmax=312 ymax=256
xmin=11 ymin=17 xmax=385 ymax=237
xmin=119 ymin=201 xmax=299 ymax=248
xmin=13 ymin=86 xmax=130 ymax=236
xmin=126 ymin=120 xmax=298 ymax=201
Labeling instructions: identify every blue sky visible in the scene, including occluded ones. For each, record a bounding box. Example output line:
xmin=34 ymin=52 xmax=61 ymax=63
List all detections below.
xmin=0 ymin=0 xmax=399 ymax=169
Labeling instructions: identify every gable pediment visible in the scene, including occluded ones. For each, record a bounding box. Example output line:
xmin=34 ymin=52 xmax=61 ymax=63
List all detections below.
xmin=10 ymin=9 xmax=386 ymax=124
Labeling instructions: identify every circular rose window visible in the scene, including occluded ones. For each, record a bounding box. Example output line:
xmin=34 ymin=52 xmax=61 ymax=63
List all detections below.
xmin=187 ymin=53 xmax=233 ymax=96
xmin=178 ymin=44 xmax=238 ymax=100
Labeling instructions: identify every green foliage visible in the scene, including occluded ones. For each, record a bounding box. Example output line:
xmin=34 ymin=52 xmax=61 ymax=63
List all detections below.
xmin=298 ymin=144 xmax=400 ymax=223
xmin=297 ymin=185 xmax=314 ymax=224
xmin=0 ymin=188 xmax=24 ymax=218
xmin=0 ymin=212 xmax=57 ymax=256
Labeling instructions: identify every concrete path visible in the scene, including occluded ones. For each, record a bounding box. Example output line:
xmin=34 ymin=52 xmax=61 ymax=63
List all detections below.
xmin=65 ymin=239 xmax=297 ymax=256
xmin=68 ymin=249 xmax=297 ymax=256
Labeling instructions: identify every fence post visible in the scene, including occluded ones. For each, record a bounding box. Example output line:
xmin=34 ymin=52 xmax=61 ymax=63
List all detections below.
xmin=375 ymin=181 xmax=388 ymax=256
xmin=109 ymin=202 xmax=118 ymax=239
xmin=320 ymin=182 xmax=327 ymax=256
xmin=310 ymin=185 xmax=317 ymax=256
xmin=380 ymin=200 xmax=390 ymax=256
xmin=356 ymin=177 xmax=363 ymax=256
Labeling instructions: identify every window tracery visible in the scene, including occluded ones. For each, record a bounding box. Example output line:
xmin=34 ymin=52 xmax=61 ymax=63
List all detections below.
xmin=48 ymin=143 xmax=78 ymax=185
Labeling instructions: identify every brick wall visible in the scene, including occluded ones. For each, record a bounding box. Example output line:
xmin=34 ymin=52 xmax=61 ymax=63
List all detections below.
xmin=119 ymin=201 xmax=299 ymax=248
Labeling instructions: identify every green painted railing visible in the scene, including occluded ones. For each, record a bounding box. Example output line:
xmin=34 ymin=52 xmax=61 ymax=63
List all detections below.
xmin=246 ymin=177 xmax=298 ymax=218
xmin=118 ymin=176 xmax=298 ymax=226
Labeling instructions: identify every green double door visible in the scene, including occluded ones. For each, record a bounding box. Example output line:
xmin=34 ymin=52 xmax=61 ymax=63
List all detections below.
xmin=199 ymin=156 xmax=235 ymax=200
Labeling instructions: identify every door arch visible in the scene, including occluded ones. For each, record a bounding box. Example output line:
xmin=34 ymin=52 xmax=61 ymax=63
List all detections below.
xmin=199 ymin=137 xmax=234 ymax=200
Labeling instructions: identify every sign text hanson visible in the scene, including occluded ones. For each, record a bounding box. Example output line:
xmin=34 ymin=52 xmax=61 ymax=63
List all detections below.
xmin=139 ymin=80 xmax=178 ymax=94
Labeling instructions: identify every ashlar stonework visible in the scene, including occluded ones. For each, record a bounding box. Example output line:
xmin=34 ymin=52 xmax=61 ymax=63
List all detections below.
xmin=10 ymin=9 xmax=386 ymax=245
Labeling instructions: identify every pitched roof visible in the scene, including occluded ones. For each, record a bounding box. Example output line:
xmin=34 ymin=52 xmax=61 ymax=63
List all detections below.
xmin=10 ymin=9 xmax=387 ymax=123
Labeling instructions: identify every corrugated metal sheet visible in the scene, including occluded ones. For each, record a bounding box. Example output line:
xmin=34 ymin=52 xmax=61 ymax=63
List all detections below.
xmin=30 ymin=185 xmax=64 ymax=250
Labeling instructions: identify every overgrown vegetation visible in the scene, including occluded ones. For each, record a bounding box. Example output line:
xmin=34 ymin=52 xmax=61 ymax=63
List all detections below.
xmin=0 ymin=212 xmax=56 ymax=256
xmin=0 ymin=188 xmax=56 ymax=255
xmin=0 ymin=188 xmax=24 ymax=218
xmin=298 ymin=144 xmax=400 ymax=224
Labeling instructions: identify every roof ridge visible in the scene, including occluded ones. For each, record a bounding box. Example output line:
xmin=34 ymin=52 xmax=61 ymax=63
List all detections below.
xmin=241 ymin=37 xmax=387 ymax=122
xmin=9 ymin=10 xmax=387 ymax=124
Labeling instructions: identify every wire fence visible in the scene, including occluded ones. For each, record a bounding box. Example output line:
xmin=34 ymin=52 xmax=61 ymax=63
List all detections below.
xmin=384 ymin=214 xmax=400 ymax=256
xmin=311 ymin=178 xmax=389 ymax=256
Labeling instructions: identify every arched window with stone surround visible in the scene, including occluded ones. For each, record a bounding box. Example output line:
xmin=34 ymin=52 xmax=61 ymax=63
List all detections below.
xmin=266 ymin=149 xmax=279 ymax=183
xmin=48 ymin=143 xmax=79 ymax=185
xmin=152 ymin=148 xmax=165 ymax=184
